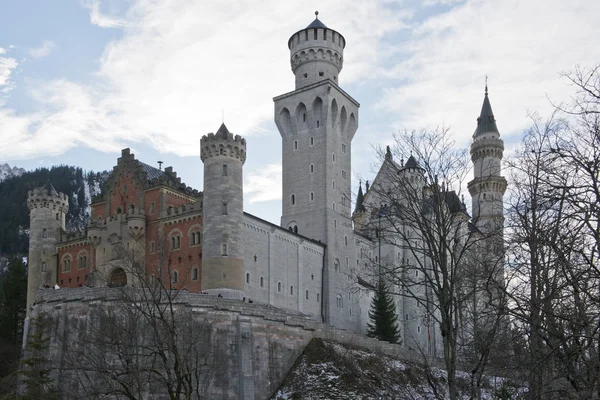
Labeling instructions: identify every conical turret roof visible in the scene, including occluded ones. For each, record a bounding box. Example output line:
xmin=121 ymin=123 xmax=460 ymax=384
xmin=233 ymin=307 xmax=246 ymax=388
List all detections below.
xmin=474 ymin=85 xmax=499 ymax=137
xmin=215 ymin=123 xmax=230 ymax=139
xmin=306 ymin=11 xmax=327 ymax=29
xmin=41 ymin=180 xmax=58 ymax=196
xmin=403 ymin=155 xmax=420 ymax=169
xmin=354 ymin=183 xmax=366 ymax=214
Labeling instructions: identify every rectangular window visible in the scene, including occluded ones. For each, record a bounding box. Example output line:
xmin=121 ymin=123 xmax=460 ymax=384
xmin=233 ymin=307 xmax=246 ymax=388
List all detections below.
xmin=150 ymin=202 xmax=155 ymax=214
xmin=342 ymin=143 xmax=347 ymax=153
xmin=310 ymin=137 xmax=314 ymax=146
xmin=55 ymin=213 xmax=59 ymax=220
xmin=294 ymin=140 xmax=298 ymax=150
xmin=223 ymin=164 xmax=228 ymax=176
xmin=222 ymin=202 xmax=228 ymax=215
xmin=342 ymin=170 xmax=347 ymax=180
xmin=42 ymin=229 xmax=47 ymax=238
xmin=150 ymin=241 xmax=155 ymax=253
xmin=41 ymin=262 xmax=47 ymax=272
xmin=221 ymin=243 xmax=228 ymax=256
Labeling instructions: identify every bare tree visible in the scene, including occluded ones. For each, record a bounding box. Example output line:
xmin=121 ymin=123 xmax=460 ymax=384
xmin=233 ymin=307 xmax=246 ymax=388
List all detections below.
xmin=505 ymin=74 xmax=600 ymax=399
xmin=358 ymin=127 xmax=507 ymax=400
xmin=57 ymin=237 xmax=216 ymax=400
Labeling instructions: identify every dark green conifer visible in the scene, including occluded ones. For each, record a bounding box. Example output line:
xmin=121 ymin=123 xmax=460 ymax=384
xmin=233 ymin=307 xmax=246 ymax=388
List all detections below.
xmin=20 ymin=313 xmax=59 ymax=400
xmin=367 ymin=279 xmax=400 ymax=344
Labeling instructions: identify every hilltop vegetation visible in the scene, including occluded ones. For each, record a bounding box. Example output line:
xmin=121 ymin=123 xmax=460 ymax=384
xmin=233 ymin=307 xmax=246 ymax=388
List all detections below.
xmin=0 ymin=165 xmax=107 ymax=257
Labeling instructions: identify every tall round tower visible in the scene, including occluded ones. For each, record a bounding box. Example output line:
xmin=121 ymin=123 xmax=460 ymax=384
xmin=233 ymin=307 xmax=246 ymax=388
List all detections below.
xmin=288 ymin=11 xmax=345 ymax=89
xmin=200 ymin=123 xmax=246 ymax=298
xmin=468 ymin=85 xmax=507 ymax=235
xmin=26 ymin=181 xmax=69 ymax=314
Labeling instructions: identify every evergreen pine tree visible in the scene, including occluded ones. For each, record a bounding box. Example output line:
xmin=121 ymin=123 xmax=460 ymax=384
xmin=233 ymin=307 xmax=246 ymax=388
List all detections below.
xmin=367 ymin=279 xmax=401 ymax=344
xmin=19 ymin=313 xmax=59 ymax=400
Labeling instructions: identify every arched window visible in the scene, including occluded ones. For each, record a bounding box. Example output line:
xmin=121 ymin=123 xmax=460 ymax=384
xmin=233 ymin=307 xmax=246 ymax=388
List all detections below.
xmin=62 ymin=257 xmax=71 ymax=273
xmin=344 ymin=236 xmax=348 ymax=246
xmin=290 ymin=285 xmax=294 ymax=295
xmin=334 ymin=259 xmax=340 ymax=272
xmin=171 ymin=270 xmax=178 ymax=284
xmin=192 ymin=267 xmax=199 ymax=281
xmin=336 ymin=294 xmax=343 ymax=308
xmin=305 ymin=290 xmax=309 ymax=299
xmin=310 ymin=164 xmax=314 ymax=173
xmin=291 ymin=194 xmax=296 ymax=205
xmin=277 ymin=282 xmax=282 ymax=292
xmin=246 ymin=272 xmax=250 ymax=284
xmin=190 ymin=230 xmax=202 ymax=246
xmin=293 ymin=226 xmax=298 ymax=234
xmin=171 ymin=235 xmax=181 ymax=250
xmin=260 ymin=277 xmax=264 ymax=287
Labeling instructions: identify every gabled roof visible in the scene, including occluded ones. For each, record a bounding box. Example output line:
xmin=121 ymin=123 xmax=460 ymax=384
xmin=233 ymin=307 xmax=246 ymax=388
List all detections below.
xmin=474 ymin=85 xmax=499 ymax=137
xmin=137 ymin=161 xmax=168 ymax=182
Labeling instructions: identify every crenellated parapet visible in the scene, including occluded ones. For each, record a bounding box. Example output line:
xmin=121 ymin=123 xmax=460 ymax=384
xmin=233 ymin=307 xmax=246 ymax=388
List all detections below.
xmin=27 ymin=187 xmax=69 ymax=213
xmin=288 ymin=13 xmax=345 ymax=89
xmin=470 ymin=137 xmax=504 ymax=162
xmin=200 ymin=130 xmax=247 ymax=164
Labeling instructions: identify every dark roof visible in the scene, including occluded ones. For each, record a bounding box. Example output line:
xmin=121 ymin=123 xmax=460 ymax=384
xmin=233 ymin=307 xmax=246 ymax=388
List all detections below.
xmin=354 ymin=183 xmax=366 ymax=214
xmin=474 ymin=86 xmax=499 ymax=137
xmin=215 ymin=123 xmax=230 ymax=139
xmin=137 ymin=161 xmax=167 ymax=181
xmin=306 ymin=17 xmax=327 ymax=29
xmin=422 ymin=190 xmax=467 ymax=214
xmin=41 ymin=180 xmax=58 ymax=196
xmin=403 ymin=155 xmax=420 ymax=169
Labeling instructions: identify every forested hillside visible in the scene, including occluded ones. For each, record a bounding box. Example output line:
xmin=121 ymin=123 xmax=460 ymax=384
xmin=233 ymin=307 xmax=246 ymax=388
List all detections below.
xmin=0 ymin=166 xmax=108 ymax=257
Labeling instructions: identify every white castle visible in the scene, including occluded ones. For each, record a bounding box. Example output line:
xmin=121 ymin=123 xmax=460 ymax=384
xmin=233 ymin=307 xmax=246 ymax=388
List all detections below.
xmin=26 ymin=13 xmax=505 ymax=356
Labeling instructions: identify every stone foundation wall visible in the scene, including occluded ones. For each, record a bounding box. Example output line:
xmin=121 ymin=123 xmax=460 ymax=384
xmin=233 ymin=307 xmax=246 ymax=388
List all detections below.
xmin=27 ymin=287 xmax=426 ymax=399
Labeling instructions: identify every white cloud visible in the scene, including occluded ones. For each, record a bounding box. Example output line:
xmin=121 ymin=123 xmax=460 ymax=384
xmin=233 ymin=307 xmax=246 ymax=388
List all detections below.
xmin=0 ymin=54 xmax=17 ymax=91
xmin=245 ymin=164 xmax=282 ymax=204
xmin=375 ymin=0 xmax=600 ymax=146
xmin=28 ymin=40 xmax=57 ymax=58
xmin=0 ymin=0 xmax=407 ymax=164
xmin=83 ymin=0 xmax=126 ymax=28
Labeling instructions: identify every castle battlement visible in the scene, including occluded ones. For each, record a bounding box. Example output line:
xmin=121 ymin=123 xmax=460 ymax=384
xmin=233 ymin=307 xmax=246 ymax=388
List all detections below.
xmin=27 ymin=187 xmax=69 ymax=211
xmin=200 ymin=124 xmax=247 ymax=164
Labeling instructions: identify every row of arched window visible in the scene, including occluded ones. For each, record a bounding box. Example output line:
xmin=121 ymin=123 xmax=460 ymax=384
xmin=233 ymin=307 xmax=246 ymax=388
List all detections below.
xmin=169 ymin=267 xmax=200 ymax=284
xmin=168 ymin=229 xmax=203 ymax=251
xmin=61 ymin=251 xmax=90 ymax=273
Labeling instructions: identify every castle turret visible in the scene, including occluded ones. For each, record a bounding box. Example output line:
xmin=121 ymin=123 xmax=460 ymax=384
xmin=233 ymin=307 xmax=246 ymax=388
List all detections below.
xmin=275 ymin=13 xmax=359 ymax=329
xmin=200 ymin=124 xmax=246 ymax=298
xmin=288 ymin=11 xmax=345 ymax=89
xmin=468 ymin=84 xmax=507 ymax=235
xmin=26 ymin=181 xmax=69 ymax=314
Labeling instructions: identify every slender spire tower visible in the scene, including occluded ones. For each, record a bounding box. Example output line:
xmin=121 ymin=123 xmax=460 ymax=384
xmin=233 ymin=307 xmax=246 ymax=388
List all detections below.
xmin=274 ymin=13 xmax=359 ymax=329
xmin=468 ymin=83 xmax=507 ymax=237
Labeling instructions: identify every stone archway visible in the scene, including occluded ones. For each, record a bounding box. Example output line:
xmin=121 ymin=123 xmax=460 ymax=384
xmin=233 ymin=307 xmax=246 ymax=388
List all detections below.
xmin=109 ymin=268 xmax=127 ymax=287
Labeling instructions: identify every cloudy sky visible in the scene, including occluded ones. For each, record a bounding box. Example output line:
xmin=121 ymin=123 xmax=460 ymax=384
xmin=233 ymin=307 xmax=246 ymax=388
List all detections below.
xmin=1 ymin=0 xmax=598 ymax=224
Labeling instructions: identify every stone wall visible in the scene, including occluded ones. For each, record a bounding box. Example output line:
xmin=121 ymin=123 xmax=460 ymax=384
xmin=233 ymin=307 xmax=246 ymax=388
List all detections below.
xmin=27 ymin=287 xmax=427 ymax=400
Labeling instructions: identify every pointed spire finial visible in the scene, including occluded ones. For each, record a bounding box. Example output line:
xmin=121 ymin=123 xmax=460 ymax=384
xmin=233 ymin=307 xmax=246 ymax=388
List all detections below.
xmin=315 ymin=11 xmax=319 ymax=19
xmin=485 ymin=75 xmax=488 ymax=96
